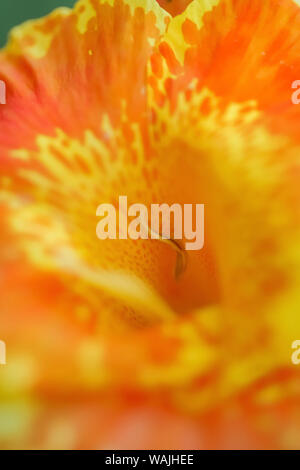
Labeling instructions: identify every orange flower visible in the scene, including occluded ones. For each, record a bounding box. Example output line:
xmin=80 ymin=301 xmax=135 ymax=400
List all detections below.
xmin=0 ymin=0 xmax=300 ymax=449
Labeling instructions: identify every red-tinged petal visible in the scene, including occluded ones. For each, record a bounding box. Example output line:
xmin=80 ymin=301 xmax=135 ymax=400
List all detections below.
xmin=0 ymin=0 xmax=169 ymax=156
xmin=151 ymin=0 xmax=300 ymax=142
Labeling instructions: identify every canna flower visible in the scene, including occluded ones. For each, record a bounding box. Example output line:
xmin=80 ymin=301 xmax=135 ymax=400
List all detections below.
xmin=0 ymin=0 xmax=300 ymax=449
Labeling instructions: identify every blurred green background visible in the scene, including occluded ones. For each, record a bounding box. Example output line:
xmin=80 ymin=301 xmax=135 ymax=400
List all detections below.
xmin=0 ymin=0 xmax=76 ymax=47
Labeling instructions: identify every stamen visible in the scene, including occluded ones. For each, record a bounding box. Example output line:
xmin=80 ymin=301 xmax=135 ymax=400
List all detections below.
xmin=147 ymin=225 xmax=188 ymax=280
